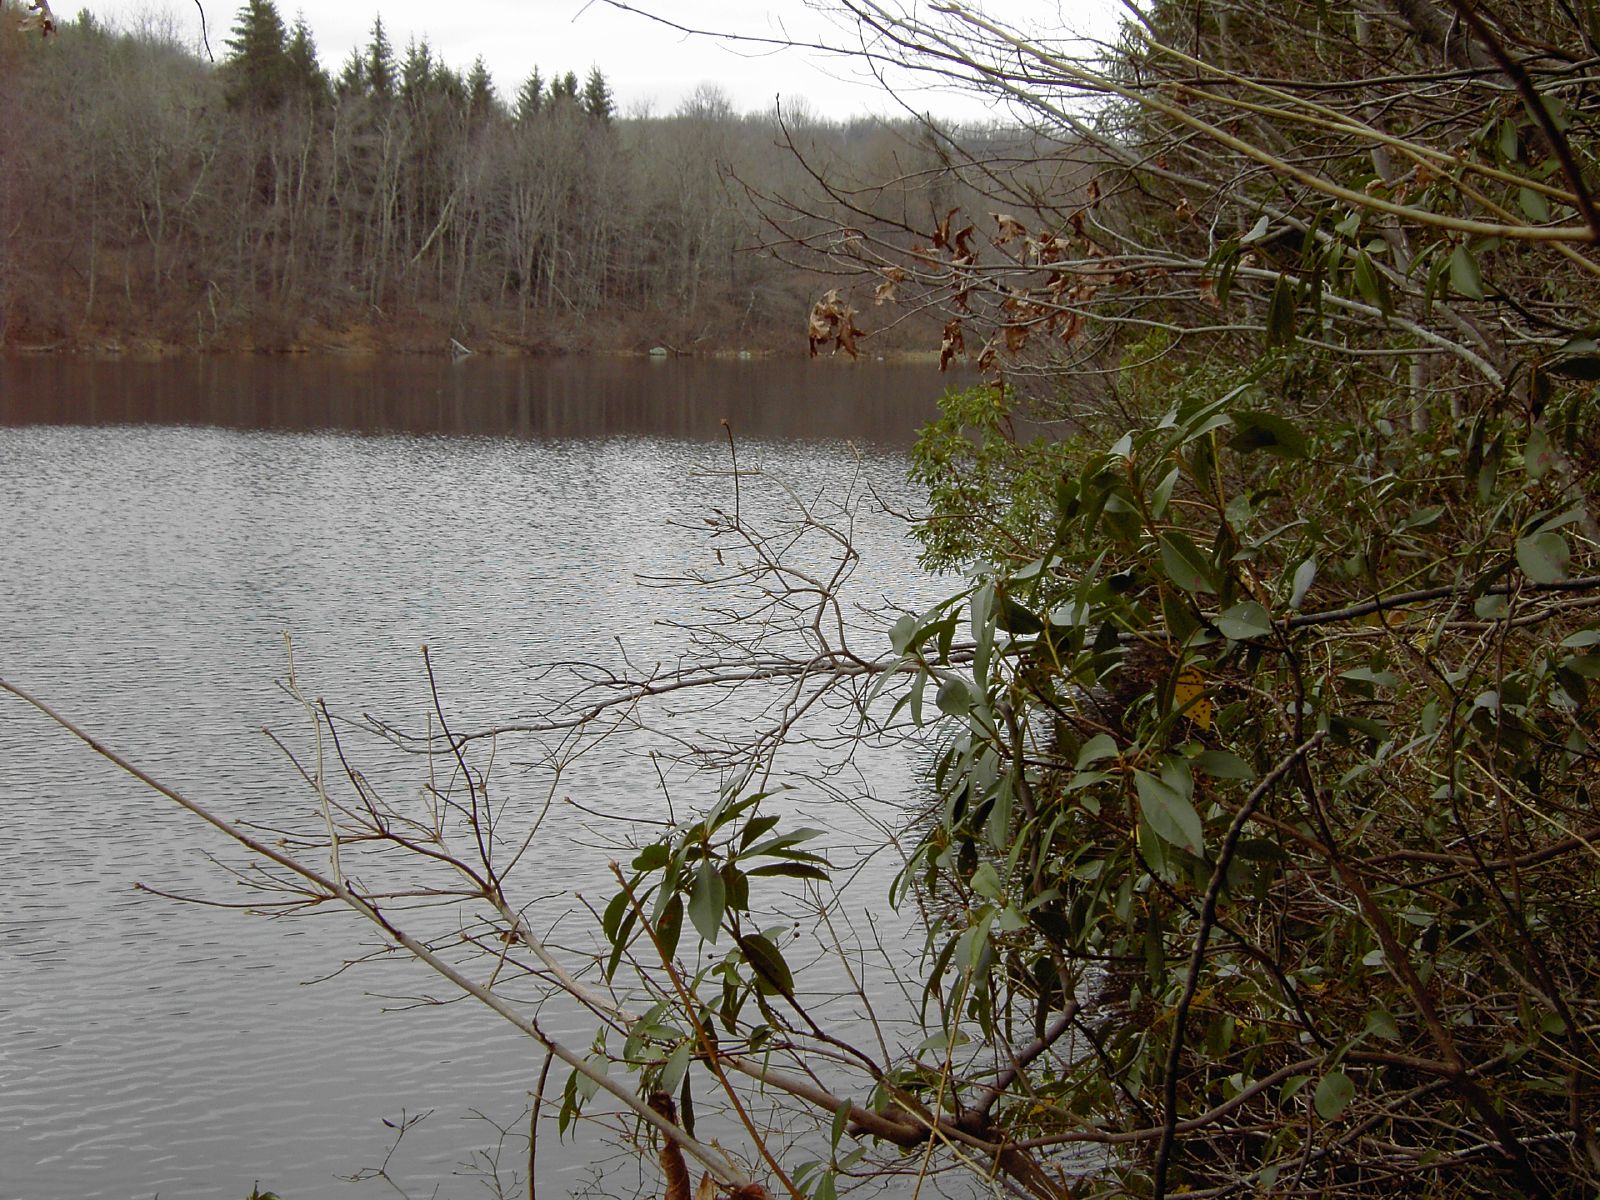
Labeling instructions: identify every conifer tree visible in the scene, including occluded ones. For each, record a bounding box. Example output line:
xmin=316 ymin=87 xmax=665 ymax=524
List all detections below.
xmin=550 ymin=70 xmax=579 ymax=103
xmin=284 ymin=13 xmax=327 ymax=104
xmin=580 ymin=65 xmax=613 ymax=125
xmin=466 ymin=55 xmax=496 ymax=122
xmin=363 ymin=14 xmax=393 ymax=98
xmin=399 ymin=36 xmax=433 ymax=104
xmin=222 ymin=0 xmax=290 ymax=109
xmin=514 ymin=68 xmax=544 ymax=122
xmin=334 ymin=46 xmax=364 ymax=96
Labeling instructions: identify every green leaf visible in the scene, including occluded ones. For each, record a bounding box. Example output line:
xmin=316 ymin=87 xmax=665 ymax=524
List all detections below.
xmin=739 ymin=814 xmax=782 ymax=850
xmin=575 ymin=1052 xmax=609 ymax=1103
xmin=890 ymin=613 xmax=919 ymax=654
xmin=970 ymin=860 xmax=1003 ymax=901
xmin=738 ymin=932 xmax=795 ymax=997
xmin=688 ymin=858 xmax=725 ymax=944
xmin=1229 ymin=410 xmax=1309 ymax=458
xmin=1473 ymin=593 xmax=1509 ymax=619
xmin=1339 ymin=666 xmax=1398 ymax=687
xmin=1314 ymin=1069 xmax=1356 ymax=1120
xmin=1151 ymin=465 xmax=1179 ymax=520
xmin=1516 ymin=531 xmax=1570 ymax=583
xmin=1449 ymin=244 xmax=1484 ymax=300
xmin=656 ymin=892 xmax=684 ymax=959
xmin=1215 ymin=600 xmax=1273 ymax=641
xmin=1524 ymin=425 xmax=1556 ymax=481
xmin=602 ymin=888 xmax=632 ymax=942
xmin=1519 ymin=186 xmax=1551 ymax=223
xmin=1561 ymin=653 xmax=1600 ymax=678
xmin=1265 ymin=273 xmax=1297 ymax=346
xmin=1134 ymin=769 xmax=1205 ymax=854
xmin=1352 ymin=249 xmax=1390 ymax=314
xmin=831 ymin=1099 xmax=852 ymax=1152
xmin=744 ymin=862 xmax=831 ymax=881
xmin=747 ymin=828 xmax=826 ymax=857
xmin=1076 ymin=732 xmax=1119 ymax=768
xmin=936 ymin=676 xmax=972 ymax=717
xmin=1395 ymin=505 xmax=1444 ymax=533
xmin=1192 ymin=749 xmax=1256 ymax=780
xmin=1159 ymin=530 xmax=1217 ymax=594
xmin=1363 ymin=1007 xmax=1400 ymax=1041
xmin=1290 ymin=557 xmax=1317 ymax=609
xmin=1498 ymin=118 xmax=1519 ymax=161
xmin=1546 ymin=354 xmax=1600 ymax=380
xmin=632 ymin=843 xmax=669 ymax=871
xmin=656 ymin=1041 xmax=691 ymax=1096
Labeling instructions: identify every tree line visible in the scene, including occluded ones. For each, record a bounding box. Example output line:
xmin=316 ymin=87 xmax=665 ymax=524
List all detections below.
xmin=0 ymin=0 xmax=1011 ymax=354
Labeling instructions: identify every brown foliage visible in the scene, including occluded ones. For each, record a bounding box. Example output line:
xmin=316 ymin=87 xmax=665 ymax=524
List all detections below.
xmin=806 ymin=289 xmax=862 ymax=358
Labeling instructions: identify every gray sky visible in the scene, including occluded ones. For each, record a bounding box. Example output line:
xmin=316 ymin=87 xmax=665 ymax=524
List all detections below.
xmin=66 ymin=0 xmax=1124 ymax=120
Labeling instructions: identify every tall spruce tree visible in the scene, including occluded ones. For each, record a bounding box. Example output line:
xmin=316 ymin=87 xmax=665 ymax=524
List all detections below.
xmin=284 ymin=13 xmax=327 ymax=105
xmin=580 ymin=65 xmax=613 ymax=125
xmin=465 ymin=55 xmax=496 ymax=123
xmin=514 ymin=68 xmax=544 ymax=122
xmin=550 ymin=70 xmax=579 ymax=104
xmin=399 ymin=36 xmax=434 ymax=105
xmin=334 ymin=46 xmax=364 ymax=96
xmin=363 ymin=14 xmax=394 ymax=99
xmin=222 ymin=0 xmax=290 ymax=109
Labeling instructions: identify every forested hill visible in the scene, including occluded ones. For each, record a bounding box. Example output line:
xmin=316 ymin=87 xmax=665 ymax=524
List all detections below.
xmin=0 ymin=1 xmax=1008 ymax=356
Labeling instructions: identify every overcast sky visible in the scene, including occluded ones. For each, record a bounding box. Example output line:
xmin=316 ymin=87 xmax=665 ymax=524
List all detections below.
xmin=64 ymin=0 xmax=1125 ymax=120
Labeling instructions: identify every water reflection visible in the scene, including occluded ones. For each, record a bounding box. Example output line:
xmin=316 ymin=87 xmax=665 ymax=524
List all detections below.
xmin=0 ymin=356 xmax=966 ymax=444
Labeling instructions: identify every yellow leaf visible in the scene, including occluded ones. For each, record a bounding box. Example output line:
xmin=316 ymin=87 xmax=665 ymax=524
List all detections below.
xmin=1175 ymin=666 xmax=1212 ymax=731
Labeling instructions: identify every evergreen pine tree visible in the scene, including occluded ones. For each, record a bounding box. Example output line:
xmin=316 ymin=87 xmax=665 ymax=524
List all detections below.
xmin=400 ymin=36 xmax=433 ymax=104
xmin=364 ymin=15 xmax=394 ymax=98
xmin=580 ymin=65 xmax=613 ymax=124
xmin=515 ymin=69 xmax=543 ymax=122
xmin=432 ymin=65 xmax=466 ymax=106
xmin=554 ymin=71 xmax=579 ymax=102
xmin=466 ymin=55 xmax=496 ymax=122
xmin=222 ymin=0 xmax=290 ymax=109
xmin=335 ymin=46 xmax=364 ymax=97
xmin=284 ymin=13 xmax=328 ymax=104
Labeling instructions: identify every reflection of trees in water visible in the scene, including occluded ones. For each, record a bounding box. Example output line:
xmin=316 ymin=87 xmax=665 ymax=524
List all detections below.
xmin=0 ymin=358 xmax=957 ymax=445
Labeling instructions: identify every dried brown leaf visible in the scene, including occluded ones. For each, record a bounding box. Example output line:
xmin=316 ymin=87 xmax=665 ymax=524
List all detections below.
xmin=939 ymin=320 xmax=965 ymax=371
xmin=992 ymin=212 xmax=1027 ymax=245
xmin=874 ymin=266 xmax=906 ymax=306
xmin=649 ymin=1093 xmax=692 ymax=1200
xmin=834 ymin=307 xmax=862 ymax=359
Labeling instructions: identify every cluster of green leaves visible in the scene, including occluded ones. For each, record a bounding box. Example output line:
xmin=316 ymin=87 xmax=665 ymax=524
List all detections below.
xmin=885 ymin=307 xmax=1600 ymax=1193
xmin=560 ymin=789 xmax=831 ymax=1135
xmin=908 ymin=383 xmax=1080 ymax=572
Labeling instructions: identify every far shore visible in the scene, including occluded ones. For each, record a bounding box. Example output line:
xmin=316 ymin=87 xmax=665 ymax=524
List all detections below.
xmin=0 ymin=322 xmax=945 ymax=365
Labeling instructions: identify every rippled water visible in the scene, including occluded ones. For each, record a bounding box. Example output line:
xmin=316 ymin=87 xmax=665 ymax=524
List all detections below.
xmin=0 ymin=358 xmax=952 ymax=1200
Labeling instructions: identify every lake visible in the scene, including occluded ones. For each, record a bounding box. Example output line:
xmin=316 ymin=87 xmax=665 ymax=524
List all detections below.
xmin=0 ymin=356 xmax=956 ymax=1200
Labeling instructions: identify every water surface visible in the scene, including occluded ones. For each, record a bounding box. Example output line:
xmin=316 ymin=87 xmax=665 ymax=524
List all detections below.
xmin=0 ymin=357 xmax=951 ymax=1200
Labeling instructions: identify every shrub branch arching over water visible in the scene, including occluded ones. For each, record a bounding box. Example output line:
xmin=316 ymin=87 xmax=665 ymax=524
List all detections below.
xmin=8 ymin=2 xmax=1600 ymax=1197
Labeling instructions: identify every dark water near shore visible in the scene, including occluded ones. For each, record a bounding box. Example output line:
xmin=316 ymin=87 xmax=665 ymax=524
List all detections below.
xmin=0 ymin=357 xmax=952 ymax=1200
xmin=0 ymin=355 xmax=952 ymax=444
